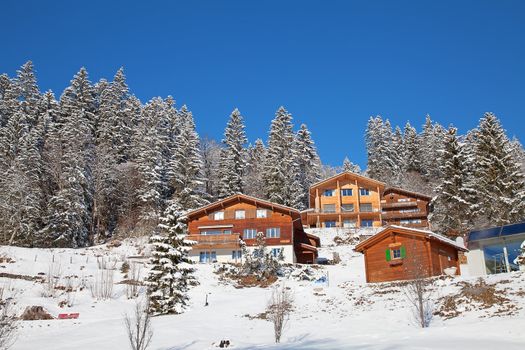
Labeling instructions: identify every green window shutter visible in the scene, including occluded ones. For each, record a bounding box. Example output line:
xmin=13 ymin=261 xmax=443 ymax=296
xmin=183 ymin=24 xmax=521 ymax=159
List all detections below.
xmin=385 ymin=249 xmax=391 ymax=262
xmin=400 ymin=246 xmax=406 ymax=258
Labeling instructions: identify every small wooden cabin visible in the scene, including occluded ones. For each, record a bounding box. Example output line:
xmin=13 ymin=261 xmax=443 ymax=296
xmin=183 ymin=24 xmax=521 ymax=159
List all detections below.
xmin=354 ymin=226 xmax=467 ymax=283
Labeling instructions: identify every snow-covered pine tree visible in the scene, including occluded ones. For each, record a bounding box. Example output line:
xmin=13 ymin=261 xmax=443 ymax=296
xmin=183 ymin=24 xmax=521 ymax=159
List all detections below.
xmin=263 ymin=106 xmax=302 ymax=207
xmin=14 ymin=61 xmax=41 ymax=127
xmin=403 ymin=122 xmax=421 ymax=173
xmin=429 ymin=127 xmax=474 ymax=236
xmin=170 ymin=105 xmax=209 ymax=210
xmin=342 ymin=156 xmax=361 ymax=174
xmin=217 ymin=108 xmax=248 ymax=198
xmin=200 ymin=137 xmax=222 ymax=200
xmin=146 ymin=202 xmax=196 ymax=315
xmin=294 ymin=124 xmax=321 ymax=209
xmin=391 ymin=126 xmax=405 ymax=185
xmin=472 ymin=112 xmax=525 ymax=226
xmin=244 ymin=138 xmax=266 ymax=198
xmin=41 ymin=68 xmax=96 ymax=247
xmin=365 ymin=116 xmax=397 ymax=183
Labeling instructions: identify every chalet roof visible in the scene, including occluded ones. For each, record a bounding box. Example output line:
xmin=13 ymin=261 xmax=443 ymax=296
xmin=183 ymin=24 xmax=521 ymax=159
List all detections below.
xmin=185 ymin=193 xmax=300 ymax=219
xmin=354 ymin=225 xmax=468 ymax=252
xmin=383 ymin=187 xmax=432 ymax=200
xmin=309 ymin=171 xmax=386 ymax=190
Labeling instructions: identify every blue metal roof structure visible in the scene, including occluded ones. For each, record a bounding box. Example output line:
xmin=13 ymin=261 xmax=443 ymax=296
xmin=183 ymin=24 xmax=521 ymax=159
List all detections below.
xmin=468 ymin=222 xmax=525 ymax=241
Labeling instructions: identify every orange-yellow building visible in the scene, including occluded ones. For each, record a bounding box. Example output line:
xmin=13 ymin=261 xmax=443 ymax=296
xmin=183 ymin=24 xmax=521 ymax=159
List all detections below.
xmin=302 ymin=172 xmax=385 ymax=229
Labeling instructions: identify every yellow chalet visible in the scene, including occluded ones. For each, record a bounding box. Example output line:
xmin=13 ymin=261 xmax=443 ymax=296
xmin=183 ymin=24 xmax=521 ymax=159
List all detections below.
xmin=302 ymin=171 xmax=385 ymax=229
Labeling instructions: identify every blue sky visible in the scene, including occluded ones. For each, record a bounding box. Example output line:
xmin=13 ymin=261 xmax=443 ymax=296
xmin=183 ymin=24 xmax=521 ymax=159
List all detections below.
xmin=2 ymin=0 xmax=524 ymax=167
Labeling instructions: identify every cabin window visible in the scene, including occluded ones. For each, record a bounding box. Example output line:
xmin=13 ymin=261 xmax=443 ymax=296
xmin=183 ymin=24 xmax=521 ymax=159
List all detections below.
xmin=341 ymin=204 xmax=354 ymax=212
xmin=359 ymin=188 xmax=370 ymax=196
xmin=324 ymin=221 xmax=337 ymax=228
xmin=214 ymin=211 xmax=224 ymax=220
xmin=341 ymin=189 xmax=353 ymax=196
xmin=323 ymin=204 xmax=336 ymax=213
xmin=266 ymin=227 xmax=280 ymax=238
xmin=361 ymin=219 xmax=373 ymax=227
xmin=360 ymin=203 xmax=373 ymax=212
xmin=400 ymin=208 xmax=420 ymax=213
xmin=323 ymin=189 xmax=334 ymax=196
xmin=271 ymin=248 xmax=282 ymax=258
xmin=256 ymin=209 xmax=267 ymax=218
xmin=201 ymin=229 xmax=231 ymax=235
xmin=243 ymin=228 xmax=257 ymax=239
xmin=385 ymin=246 xmax=406 ymax=261
xmin=223 ymin=230 xmax=232 ymax=234
xmin=235 ymin=210 xmax=246 ymax=219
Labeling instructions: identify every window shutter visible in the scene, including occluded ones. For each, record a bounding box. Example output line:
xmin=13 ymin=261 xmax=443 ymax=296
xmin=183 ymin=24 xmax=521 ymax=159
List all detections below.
xmin=400 ymin=246 xmax=406 ymax=258
xmin=385 ymin=249 xmax=391 ymax=262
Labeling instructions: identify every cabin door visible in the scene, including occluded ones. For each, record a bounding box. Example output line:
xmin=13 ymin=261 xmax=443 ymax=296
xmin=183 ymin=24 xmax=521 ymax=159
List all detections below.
xmin=438 ymin=250 xmax=452 ymax=273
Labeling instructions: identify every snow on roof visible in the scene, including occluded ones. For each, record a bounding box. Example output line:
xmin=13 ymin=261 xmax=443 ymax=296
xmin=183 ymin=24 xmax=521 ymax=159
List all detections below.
xmin=309 ymin=171 xmax=386 ymax=189
xmin=388 ymin=225 xmax=467 ymax=250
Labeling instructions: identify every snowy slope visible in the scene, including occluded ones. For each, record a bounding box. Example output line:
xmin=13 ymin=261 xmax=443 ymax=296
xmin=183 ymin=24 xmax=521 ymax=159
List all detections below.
xmin=2 ymin=230 xmax=525 ymax=350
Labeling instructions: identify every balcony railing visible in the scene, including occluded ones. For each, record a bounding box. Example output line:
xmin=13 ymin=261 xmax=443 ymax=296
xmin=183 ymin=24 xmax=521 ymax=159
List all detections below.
xmin=380 ymin=201 xmax=419 ymax=209
xmin=187 ymin=234 xmax=241 ymax=249
xmin=307 ymin=208 xmax=380 ymax=214
xmin=381 ymin=211 xmax=426 ymax=219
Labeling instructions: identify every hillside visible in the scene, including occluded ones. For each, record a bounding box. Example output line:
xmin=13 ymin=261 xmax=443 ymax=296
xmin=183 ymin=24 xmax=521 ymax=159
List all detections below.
xmin=2 ymin=229 xmax=525 ymax=350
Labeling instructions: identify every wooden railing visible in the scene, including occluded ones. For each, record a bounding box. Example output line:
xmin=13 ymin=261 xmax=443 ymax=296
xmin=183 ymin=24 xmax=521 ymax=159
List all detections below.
xmin=187 ymin=234 xmax=241 ymax=249
xmin=381 ymin=211 xmax=426 ymax=219
xmin=381 ymin=201 xmax=419 ymax=209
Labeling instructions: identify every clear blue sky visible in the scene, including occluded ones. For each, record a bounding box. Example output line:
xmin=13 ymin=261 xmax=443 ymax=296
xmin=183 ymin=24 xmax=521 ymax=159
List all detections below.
xmin=3 ymin=0 xmax=524 ymax=167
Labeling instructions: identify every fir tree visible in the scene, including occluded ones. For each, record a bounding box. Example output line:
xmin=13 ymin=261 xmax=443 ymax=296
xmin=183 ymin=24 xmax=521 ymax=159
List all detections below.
xmin=429 ymin=127 xmax=474 ymax=236
xmin=146 ymin=202 xmax=196 ymax=315
xmin=244 ymin=139 xmax=266 ymax=198
xmin=217 ymin=108 xmax=247 ymax=198
xmin=472 ymin=112 xmax=525 ymax=226
xmin=403 ymin=122 xmax=421 ymax=173
xmin=263 ymin=106 xmax=302 ymax=207
xmin=294 ymin=124 xmax=321 ymax=209
xmin=342 ymin=156 xmax=361 ymax=174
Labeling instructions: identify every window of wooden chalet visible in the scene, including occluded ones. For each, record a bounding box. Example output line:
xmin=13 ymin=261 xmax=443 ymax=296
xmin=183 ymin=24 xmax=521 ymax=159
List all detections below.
xmin=361 ymin=219 xmax=373 ymax=227
xmin=201 ymin=229 xmax=232 ymax=235
xmin=359 ymin=188 xmax=370 ymax=196
xmin=323 ymin=204 xmax=336 ymax=213
xmin=341 ymin=188 xmax=353 ymax=196
xmin=343 ymin=219 xmax=356 ymax=228
xmin=324 ymin=221 xmax=336 ymax=228
xmin=235 ymin=210 xmax=245 ymax=219
xmin=323 ymin=189 xmax=335 ymax=196
xmin=256 ymin=209 xmax=267 ymax=218
xmin=243 ymin=228 xmax=257 ymax=239
xmin=266 ymin=227 xmax=280 ymax=238
xmin=213 ymin=211 xmax=224 ymax=220
xmin=360 ymin=203 xmax=373 ymax=212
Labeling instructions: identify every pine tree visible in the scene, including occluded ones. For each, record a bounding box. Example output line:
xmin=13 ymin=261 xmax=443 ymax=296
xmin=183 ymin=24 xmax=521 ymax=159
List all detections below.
xmin=146 ymin=202 xmax=196 ymax=315
xmin=200 ymin=137 xmax=222 ymax=200
xmin=217 ymin=108 xmax=248 ymax=198
xmin=403 ymin=122 xmax=421 ymax=173
xmin=294 ymin=124 xmax=321 ymax=209
xmin=342 ymin=156 xmax=361 ymax=174
xmin=244 ymin=139 xmax=266 ymax=198
xmin=472 ymin=112 xmax=525 ymax=226
xmin=41 ymin=68 xmax=96 ymax=247
xmin=263 ymin=106 xmax=302 ymax=207
xmin=429 ymin=127 xmax=474 ymax=236
xmin=170 ymin=105 xmax=208 ymax=210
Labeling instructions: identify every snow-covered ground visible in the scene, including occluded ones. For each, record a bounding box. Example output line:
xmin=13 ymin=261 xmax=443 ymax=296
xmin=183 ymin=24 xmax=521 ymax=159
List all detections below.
xmin=2 ymin=229 xmax=525 ymax=350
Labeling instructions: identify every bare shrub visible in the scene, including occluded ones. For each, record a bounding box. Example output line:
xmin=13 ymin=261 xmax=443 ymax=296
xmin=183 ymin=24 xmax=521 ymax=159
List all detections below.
xmin=0 ymin=283 xmax=17 ymax=349
xmin=89 ymin=269 xmax=114 ymax=300
xmin=124 ymin=298 xmax=153 ymax=350
xmin=266 ymin=284 xmax=293 ymax=343
xmin=126 ymin=263 xmax=142 ymax=299
xmin=42 ymin=261 xmax=62 ymax=298
xmin=401 ymin=242 xmax=434 ymax=328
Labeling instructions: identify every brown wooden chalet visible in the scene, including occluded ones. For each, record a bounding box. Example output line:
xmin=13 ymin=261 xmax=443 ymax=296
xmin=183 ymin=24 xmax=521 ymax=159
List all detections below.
xmin=302 ymin=171 xmax=386 ymax=229
xmin=380 ymin=187 xmax=431 ymax=229
xmin=185 ymin=194 xmax=320 ymax=264
xmin=354 ymin=225 xmax=467 ymax=283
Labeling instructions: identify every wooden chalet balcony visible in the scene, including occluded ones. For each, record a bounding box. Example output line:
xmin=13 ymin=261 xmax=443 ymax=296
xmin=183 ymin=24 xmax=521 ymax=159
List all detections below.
xmin=309 ymin=209 xmax=380 ymax=214
xmin=381 ymin=201 xmax=419 ymax=209
xmin=187 ymin=233 xmax=241 ymax=250
xmin=381 ymin=211 xmax=426 ymax=219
